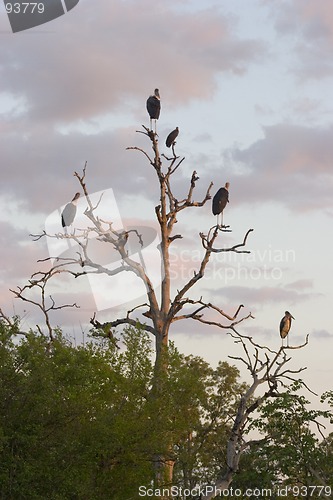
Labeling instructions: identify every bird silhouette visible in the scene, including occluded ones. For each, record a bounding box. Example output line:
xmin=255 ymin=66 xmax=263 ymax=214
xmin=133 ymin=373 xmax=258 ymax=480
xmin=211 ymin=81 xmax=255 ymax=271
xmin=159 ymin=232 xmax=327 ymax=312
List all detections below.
xmin=166 ymin=127 xmax=179 ymax=148
xmin=146 ymin=88 xmax=160 ymax=132
xmin=61 ymin=192 xmax=80 ymax=229
xmin=212 ymin=182 xmax=229 ymax=228
xmin=280 ymin=311 xmax=295 ymax=346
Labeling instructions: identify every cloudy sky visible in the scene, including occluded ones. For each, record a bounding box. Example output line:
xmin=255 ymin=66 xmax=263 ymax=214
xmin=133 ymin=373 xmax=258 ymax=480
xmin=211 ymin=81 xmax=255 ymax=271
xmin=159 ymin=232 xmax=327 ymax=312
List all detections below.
xmin=1 ymin=0 xmax=333 ymax=400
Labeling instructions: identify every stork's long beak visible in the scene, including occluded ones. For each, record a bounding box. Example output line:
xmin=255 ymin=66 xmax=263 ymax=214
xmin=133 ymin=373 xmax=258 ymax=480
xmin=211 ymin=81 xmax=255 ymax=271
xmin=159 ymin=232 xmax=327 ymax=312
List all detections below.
xmin=291 ymin=315 xmax=295 ymax=320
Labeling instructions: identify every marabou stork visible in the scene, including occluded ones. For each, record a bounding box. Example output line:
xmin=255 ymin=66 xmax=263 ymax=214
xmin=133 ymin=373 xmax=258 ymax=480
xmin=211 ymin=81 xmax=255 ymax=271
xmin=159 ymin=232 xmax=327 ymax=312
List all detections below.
xmin=166 ymin=127 xmax=179 ymax=148
xmin=212 ymin=182 xmax=229 ymax=228
xmin=279 ymin=311 xmax=295 ymax=346
xmin=146 ymin=88 xmax=160 ymax=132
xmin=61 ymin=192 xmax=80 ymax=229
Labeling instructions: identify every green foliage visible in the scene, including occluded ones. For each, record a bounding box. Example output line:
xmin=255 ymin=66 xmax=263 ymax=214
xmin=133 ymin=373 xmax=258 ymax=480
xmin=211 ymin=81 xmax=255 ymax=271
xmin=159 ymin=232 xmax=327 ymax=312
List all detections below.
xmin=1 ymin=320 xmax=332 ymax=499
xmin=0 ymin=320 xmax=246 ymax=498
xmin=0 ymin=323 xmax=152 ymax=499
xmin=164 ymin=346 xmax=249 ymax=489
xmin=234 ymin=381 xmax=333 ymax=491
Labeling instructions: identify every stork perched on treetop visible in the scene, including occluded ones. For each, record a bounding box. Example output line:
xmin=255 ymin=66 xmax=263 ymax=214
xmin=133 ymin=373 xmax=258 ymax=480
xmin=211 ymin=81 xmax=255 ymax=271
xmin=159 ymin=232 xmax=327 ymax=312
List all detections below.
xmin=61 ymin=192 xmax=80 ymax=230
xmin=146 ymin=88 xmax=160 ymax=133
xmin=166 ymin=127 xmax=179 ymax=148
xmin=280 ymin=311 xmax=295 ymax=346
xmin=212 ymin=182 xmax=229 ymax=228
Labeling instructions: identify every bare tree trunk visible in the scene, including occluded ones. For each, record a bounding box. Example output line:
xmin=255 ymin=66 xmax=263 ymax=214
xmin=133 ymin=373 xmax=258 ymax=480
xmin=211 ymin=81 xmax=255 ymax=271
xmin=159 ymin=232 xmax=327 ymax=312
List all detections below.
xmin=153 ymin=453 xmax=175 ymax=498
xmin=12 ymin=126 xmax=255 ymax=497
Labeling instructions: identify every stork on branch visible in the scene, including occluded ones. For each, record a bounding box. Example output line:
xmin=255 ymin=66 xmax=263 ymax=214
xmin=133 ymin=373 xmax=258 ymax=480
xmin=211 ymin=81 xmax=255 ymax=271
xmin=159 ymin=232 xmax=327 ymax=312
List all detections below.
xmin=280 ymin=310 xmax=295 ymax=347
xmin=61 ymin=192 xmax=80 ymax=230
xmin=146 ymin=88 xmax=161 ymax=133
xmin=212 ymin=182 xmax=229 ymax=229
xmin=165 ymin=127 xmax=179 ymax=148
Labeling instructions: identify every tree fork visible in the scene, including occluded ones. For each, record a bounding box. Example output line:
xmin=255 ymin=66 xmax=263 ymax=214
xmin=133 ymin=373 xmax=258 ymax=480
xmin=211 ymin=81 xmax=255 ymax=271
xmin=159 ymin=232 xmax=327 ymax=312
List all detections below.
xmin=14 ymin=124 xmax=253 ymax=499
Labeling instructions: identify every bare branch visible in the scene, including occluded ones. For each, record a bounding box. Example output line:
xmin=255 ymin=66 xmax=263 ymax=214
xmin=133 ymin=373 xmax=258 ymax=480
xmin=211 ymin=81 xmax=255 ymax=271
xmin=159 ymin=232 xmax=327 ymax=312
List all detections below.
xmin=90 ymin=310 xmax=156 ymax=337
xmin=200 ymin=227 xmax=254 ymax=254
xmin=0 ymin=307 xmax=16 ymax=327
xmin=176 ymin=172 xmax=213 ymax=210
xmin=202 ymin=329 xmax=313 ymax=499
xmin=171 ymin=299 xmax=247 ymax=325
xmin=126 ymin=145 xmax=154 ymax=166
xmin=10 ymin=270 xmax=79 ymax=342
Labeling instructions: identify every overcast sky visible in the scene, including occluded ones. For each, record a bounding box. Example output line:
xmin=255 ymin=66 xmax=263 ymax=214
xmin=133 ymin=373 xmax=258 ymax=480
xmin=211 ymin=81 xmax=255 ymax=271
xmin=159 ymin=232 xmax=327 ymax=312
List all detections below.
xmin=1 ymin=0 xmax=333 ymax=401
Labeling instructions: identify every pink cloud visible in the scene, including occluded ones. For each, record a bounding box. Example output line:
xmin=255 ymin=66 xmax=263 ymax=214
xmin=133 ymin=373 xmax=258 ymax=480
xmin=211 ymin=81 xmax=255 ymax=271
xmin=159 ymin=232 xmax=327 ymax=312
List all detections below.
xmin=267 ymin=0 xmax=333 ymax=78
xmin=285 ymin=279 xmax=313 ymax=290
xmin=311 ymin=329 xmax=333 ymax=339
xmin=226 ymin=123 xmax=333 ymax=211
xmin=210 ymin=284 xmax=318 ymax=306
xmin=276 ymin=0 xmax=333 ymax=42
xmin=0 ymin=1 xmax=265 ymax=124
xmin=0 ymin=221 xmax=48 ymax=283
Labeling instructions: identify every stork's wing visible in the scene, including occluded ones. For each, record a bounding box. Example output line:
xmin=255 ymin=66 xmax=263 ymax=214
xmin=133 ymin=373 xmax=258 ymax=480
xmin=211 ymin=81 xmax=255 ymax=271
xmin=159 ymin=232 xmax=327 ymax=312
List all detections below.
xmin=146 ymin=96 xmax=161 ymax=119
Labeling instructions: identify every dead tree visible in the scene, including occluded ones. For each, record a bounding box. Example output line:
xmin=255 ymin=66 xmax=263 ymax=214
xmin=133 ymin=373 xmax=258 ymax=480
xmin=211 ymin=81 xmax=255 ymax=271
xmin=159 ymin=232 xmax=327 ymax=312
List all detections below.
xmin=11 ymin=126 xmax=254 ymax=494
xmin=201 ymin=332 xmax=311 ymax=500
